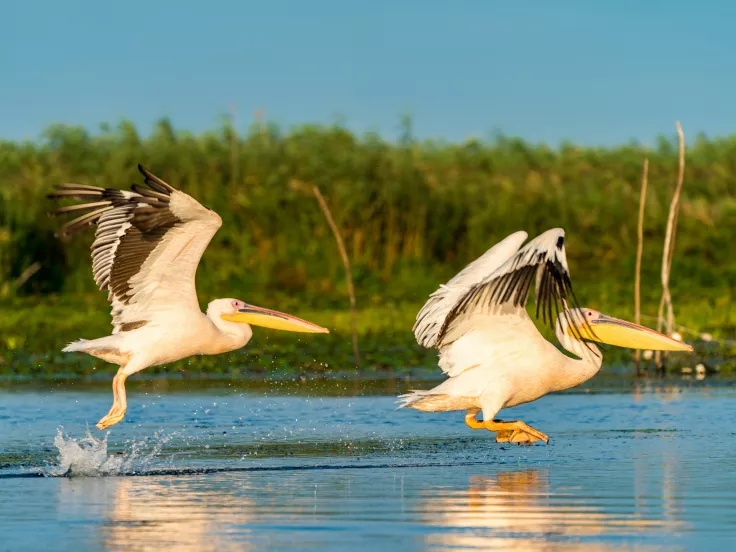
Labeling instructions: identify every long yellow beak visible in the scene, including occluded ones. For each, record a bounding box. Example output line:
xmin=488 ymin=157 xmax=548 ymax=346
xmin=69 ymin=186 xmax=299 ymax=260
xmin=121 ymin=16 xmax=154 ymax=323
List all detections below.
xmin=221 ymin=305 xmax=330 ymax=334
xmin=571 ymin=314 xmax=692 ymax=351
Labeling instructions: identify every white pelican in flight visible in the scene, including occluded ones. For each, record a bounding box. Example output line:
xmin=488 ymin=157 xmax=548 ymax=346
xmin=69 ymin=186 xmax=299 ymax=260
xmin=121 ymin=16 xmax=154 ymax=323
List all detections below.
xmin=399 ymin=229 xmax=692 ymax=444
xmin=49 ymin=165 xmax=329 ymax=430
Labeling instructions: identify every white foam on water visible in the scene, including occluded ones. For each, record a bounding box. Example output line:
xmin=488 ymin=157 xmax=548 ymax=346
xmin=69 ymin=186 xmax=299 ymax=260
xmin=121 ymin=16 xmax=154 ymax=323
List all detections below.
xmin=46 ymin=427 xmax=175 ymax=477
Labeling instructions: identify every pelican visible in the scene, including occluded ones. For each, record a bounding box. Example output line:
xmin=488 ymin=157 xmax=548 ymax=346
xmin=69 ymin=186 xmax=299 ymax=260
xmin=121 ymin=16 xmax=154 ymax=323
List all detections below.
xmin=49 ymin=165 xmax=329 ymax=430
xmin=399 ymin=229 xmax=692 ymax=444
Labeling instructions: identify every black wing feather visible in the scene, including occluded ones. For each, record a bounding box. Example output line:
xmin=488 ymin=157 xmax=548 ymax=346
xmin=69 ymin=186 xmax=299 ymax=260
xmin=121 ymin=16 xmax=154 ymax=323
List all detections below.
xmin=48 ymin=165 xmax=183 ymax=307
xmin=436 ymin=233 xmax=593 ymax=347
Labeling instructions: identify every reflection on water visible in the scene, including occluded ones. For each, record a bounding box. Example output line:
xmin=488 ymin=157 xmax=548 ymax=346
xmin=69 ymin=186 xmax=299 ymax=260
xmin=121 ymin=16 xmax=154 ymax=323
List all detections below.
xmin=58 ymin=477 xmax=257 ymax=552
xmin=4 ymin=388 xmax=736 ymax=550
xmin=421 ymin=469 xmax=683 ymax=551
xmin=50 ymin=462 xmax=693 ymax=551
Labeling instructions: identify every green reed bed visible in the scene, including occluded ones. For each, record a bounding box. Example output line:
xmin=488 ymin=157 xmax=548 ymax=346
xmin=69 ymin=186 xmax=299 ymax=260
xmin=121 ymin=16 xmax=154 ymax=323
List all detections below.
xmin=1 ymin=118 xmax=734 ymax=378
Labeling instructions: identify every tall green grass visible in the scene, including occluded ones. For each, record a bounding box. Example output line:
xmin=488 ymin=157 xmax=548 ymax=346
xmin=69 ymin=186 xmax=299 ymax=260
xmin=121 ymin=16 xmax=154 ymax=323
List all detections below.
xmin=1 ymin=118 xmax=735 ymax=349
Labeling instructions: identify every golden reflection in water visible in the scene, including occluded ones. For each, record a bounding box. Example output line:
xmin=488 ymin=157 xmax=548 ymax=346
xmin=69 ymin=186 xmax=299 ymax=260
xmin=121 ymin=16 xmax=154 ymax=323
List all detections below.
xmin=420 ymin=469 xmax=683 ymax=551
xmin=632 ymin=379 xmax=690 ymax=405
xmin=58 ymin=477 xmax=256 ymax=552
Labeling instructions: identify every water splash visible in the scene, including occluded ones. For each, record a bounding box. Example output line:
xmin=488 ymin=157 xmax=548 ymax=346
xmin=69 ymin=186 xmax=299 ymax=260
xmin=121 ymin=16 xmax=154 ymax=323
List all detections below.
xmin=46 ymin=427 xmax=175 ymax=477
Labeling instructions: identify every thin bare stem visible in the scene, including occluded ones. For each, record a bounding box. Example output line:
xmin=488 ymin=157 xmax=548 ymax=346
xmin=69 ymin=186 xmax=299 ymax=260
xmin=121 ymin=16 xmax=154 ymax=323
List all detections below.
xmin=254 ymin=108 xmax=268 ymax=144
xmin=667 ymin=123 xmax=686 ymax=335
xmin=634 ymin=158 xmax=648 ymax=376
xmin=312 ymin=185 xmax=361 ymax=366
xmin=13 ymin=262 xmax=41 ymax=289
xmin=229 ymin=103 xmax=239 ymax=190
xmin=655 ymin=122 xmax=686 ymax=372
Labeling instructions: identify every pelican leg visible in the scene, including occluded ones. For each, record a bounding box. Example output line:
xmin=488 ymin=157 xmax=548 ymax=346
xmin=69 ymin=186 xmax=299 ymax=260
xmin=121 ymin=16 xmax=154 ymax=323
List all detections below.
xmin=464 ymin=411 xmax=548 ymax=444
xmin=96 ymin=370 xmax=129 ymax=430
xmin=464 ymin=409 xmax=485 ymax=429
xmin=488 ymin=420 xmax=549 ymax=445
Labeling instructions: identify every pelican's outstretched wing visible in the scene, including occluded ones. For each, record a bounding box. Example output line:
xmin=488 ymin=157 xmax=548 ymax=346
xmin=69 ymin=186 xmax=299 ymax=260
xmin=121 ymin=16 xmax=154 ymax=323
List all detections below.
xmin=420 ymin=228 xmax=589 ymax=350
xmin=413 ymin=231 xmax=529 ymax=348
xmin=49 ymin=165 xmax=222 ymax=333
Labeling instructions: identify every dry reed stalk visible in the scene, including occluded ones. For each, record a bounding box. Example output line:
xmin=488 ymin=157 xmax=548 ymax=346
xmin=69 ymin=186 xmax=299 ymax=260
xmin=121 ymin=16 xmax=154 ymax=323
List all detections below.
xmin=254 ymin=108 xmax=268 ymax=144
xmin=2 ymin=261 xmax=41 ymax=298
xmin=655 ymin=122 xmax=686 ymax=372
xmin=14 ymin=262 xmax=41 ymax=289
xmin=634 ymin=158 xmax=648 ymax=376
xmin=312 ymin=185 xmax=361 ymax=366
xmin=229 ymin=103 xmax=239 ymax=190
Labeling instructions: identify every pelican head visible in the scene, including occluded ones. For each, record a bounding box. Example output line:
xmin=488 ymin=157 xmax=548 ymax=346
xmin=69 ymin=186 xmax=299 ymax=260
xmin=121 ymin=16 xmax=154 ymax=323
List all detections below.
xmin=565 ymin=308 xmax=692 ymax=351
xmin=211 ymin=299 xmax=330 ymax=334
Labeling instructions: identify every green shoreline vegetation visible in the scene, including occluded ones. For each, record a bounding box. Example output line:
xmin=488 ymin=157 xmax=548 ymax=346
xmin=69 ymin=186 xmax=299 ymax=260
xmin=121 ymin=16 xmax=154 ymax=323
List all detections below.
xmin=1 ymin=118 xmax=734 ymax=378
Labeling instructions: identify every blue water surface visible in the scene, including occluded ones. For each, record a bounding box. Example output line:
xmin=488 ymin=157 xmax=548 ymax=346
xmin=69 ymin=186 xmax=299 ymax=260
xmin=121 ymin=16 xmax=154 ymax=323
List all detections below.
xmin=1 ymin=379 xmax=735 ymax=551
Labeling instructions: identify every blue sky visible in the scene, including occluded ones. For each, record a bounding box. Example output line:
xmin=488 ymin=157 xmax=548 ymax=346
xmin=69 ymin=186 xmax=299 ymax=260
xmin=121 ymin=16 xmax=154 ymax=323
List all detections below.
xmin=3 ymin=1 xmax=735 ymax=145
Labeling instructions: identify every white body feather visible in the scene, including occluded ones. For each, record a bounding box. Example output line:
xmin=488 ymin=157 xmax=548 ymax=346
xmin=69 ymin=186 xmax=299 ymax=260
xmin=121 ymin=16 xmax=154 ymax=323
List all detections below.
xmin=53 ymin=167 xmax=253 ymax=377
xmin=400 ymin=228 xmax=603 ymax=421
